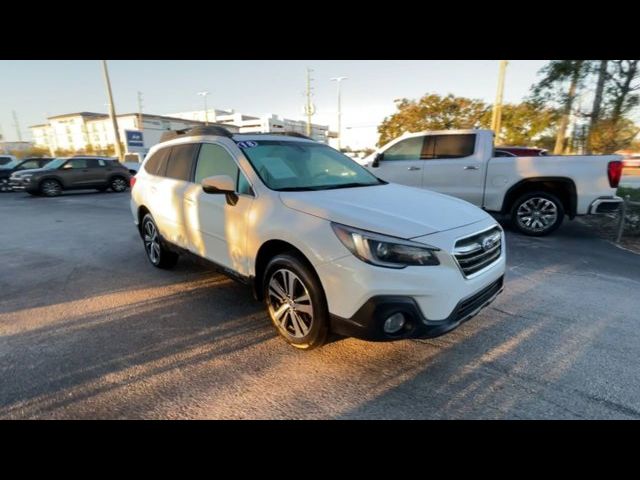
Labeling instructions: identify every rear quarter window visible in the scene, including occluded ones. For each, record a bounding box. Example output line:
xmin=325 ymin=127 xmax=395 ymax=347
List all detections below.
xmin=143 ymin=148 xmax=171 ymax=176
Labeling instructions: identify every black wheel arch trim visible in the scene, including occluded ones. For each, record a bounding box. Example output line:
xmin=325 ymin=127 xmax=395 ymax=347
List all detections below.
xmin=501 ymin=176 xmax=577 ymax=218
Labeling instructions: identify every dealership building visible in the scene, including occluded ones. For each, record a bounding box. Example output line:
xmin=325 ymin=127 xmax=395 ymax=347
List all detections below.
xmin=30 ymin=109 xmax=332 ymax=157
xmin=29 ymin=112 xmax=223 ymax=157
xmin=167 ymin=109 xmax=333 ymax=144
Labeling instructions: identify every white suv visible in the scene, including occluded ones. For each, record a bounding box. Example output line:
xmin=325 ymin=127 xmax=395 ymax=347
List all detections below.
xmin=130 ymin=126 xmax=506 ymax=349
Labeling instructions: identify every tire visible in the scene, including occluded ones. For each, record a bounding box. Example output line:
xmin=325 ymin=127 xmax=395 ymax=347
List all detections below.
xmin=263 ymin=253 xmax=329 ymax=350
xmin=110 ymin=176 xmax=128 ymax=193
xmin=141 ymin=214 xmax=179 ymax=269
xmin=40 ymin=179 xmax=62 ymax=197
xmin=510 ymin=191 xmax=565 ymax=236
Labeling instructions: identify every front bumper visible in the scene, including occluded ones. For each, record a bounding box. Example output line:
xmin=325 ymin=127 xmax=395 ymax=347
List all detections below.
xmin=8 ymin=177 xmax=33 ymax=191
xmin=589 ymin=196 xmax=623 ymax=214
xmin=330 ymin=276 xmax=504 ymax=340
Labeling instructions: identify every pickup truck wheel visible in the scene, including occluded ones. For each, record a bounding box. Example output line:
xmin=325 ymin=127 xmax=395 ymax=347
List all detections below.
xmin=264 ymin=253 xmax=329 ymax=350
xmin=511 ymin=192 xmax=564 ymax=236
xmin=141 ymin=214 xmax=178 ymax=269
xmin=40 ymin=179 xmax=62 ymax=197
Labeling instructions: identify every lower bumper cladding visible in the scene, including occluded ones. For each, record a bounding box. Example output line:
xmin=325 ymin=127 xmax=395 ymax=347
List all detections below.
xmin=330 ymin=276 xmax=504 ymax=341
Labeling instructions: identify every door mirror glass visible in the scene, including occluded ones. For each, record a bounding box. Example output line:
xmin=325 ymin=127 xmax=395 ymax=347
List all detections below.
xmin=201 ymin=175 xmax=235 ymax=194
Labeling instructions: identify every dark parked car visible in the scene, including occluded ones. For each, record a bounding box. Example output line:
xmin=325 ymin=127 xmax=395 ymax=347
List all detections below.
xmin=9 ymin=156 xmax=131 ymax=197
xmin=494 ymin=146 xmax=549 ymax=157
xmin=0 ymin=157 xmax=53 ymax=192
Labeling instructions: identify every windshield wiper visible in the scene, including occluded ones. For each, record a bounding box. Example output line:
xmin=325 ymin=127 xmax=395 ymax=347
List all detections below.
xmin=313 ymin=182 xmax=381 ymax=190
xmin=277 ymin=186 xmax=322 ymax=191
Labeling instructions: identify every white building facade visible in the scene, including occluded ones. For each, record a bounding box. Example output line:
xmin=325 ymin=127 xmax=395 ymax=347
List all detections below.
xmin=30 ymin=112 xmax=232 ymax=156
xmin=168 ymin=109 xmax=333 ymax=143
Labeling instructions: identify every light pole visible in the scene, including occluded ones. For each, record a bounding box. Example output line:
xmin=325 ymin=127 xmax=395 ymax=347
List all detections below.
xmin=198 ymin=91 xmax=210 ymax=125
xmin=101 ymin=60 xmax=124 ymax=162
xmin=490 ymin=60 xmax=508 ymax=143
xmin=331 ymin=76 xmax=348 ymax=150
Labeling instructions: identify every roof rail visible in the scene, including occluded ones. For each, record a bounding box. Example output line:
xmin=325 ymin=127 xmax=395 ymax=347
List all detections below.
xmin=236 ymin=131 xmax=314 ymax=140
xmin=160 ymin=125 xmax=234 ymax=142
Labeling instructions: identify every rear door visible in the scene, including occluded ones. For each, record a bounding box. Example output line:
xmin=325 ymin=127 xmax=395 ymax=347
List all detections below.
xmin=421 ymin=133 xmax=485 ymax=205
xmin=370 ymin=136 xmax=425 ymax=187
xmin=152 ymin=143 xmax=199 ymax=248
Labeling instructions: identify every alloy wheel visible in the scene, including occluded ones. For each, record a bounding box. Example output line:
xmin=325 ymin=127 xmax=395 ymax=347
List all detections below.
xmin=42 ymin=180 xmax=61 ymax=197
xmin=143 ymin=219 xmax=161 ymax=265
xmin=266 ymin=268 xmax=314 ymax=338
xmin=111 ymin=177 xmax=128 ymax=192
xmin=516 ymin=197 xmax=558 ymax=233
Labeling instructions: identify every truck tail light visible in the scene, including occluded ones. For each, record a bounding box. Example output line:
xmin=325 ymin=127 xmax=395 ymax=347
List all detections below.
xmin=130 ymin=176 xmax=137 ymax=188
xmin=607 ymin=161 xmax=623 ymax=188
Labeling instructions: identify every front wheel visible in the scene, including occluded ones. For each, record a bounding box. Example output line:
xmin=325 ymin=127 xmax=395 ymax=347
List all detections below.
xmin=40 ymin=179 xmax=62 ymax=197
xmin=141 ymin=214 xmax=178 ymax=269
xmin=263 ymin=253 xmax=329 ymax=350
xmin=510 ymin=192 xmax=565 ymax=236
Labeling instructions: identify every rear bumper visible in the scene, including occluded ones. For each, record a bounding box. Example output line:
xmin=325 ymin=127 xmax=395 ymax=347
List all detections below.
xmin=589 ymin=196 xmax=623 ymax=214
xmin=330 ymin=276 xmax=504 ymax=341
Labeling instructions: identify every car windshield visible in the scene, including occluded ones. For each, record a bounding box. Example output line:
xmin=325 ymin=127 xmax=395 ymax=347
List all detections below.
xmin=0 ymin=160 xmax=19 ymax=169
xmin=43 ymin=158 xmax=68 ymax=169
xmin=238 ymin=140 xmax=383 ymax=191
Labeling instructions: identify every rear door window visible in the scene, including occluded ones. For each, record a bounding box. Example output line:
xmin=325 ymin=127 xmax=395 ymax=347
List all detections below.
xmin=165 ymin=143 xmax=199 ymax=181
xmin=432 ymin=134 xmax=476 ymax=159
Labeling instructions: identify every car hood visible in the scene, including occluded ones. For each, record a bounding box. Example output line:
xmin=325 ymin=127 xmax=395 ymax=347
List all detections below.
xmin=279 ymin=183 xmax=489 ymax=239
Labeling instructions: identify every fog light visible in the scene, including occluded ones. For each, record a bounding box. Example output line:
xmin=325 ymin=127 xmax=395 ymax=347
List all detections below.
xmin=383 ymin=312 xmax=406 ymax=334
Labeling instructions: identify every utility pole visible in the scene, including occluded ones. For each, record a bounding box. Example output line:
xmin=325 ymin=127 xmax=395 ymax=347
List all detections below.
xmin=490 ymin=60 xmax=508 ymax=143
xmin=12 ymin=110 xmax=22 ymax=141
xmin=303 ymin=68 xmax=316 ymax=137
xmin=331 ymin=76 xmax=348 ymax=150
xmin=101 ymin=60 xmax=124 ymax=161
xmin=137 ymin=91 xmax=144 ymax=131
xmin=198 ymin=91 xmax=210 ymax=125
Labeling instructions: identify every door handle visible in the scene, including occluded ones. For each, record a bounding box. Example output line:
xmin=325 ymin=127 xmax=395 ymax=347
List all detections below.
xmin=407 ymin=166 xmax=421 ymax=171
xmin=464 ymin=165 xmax=479 ymax=170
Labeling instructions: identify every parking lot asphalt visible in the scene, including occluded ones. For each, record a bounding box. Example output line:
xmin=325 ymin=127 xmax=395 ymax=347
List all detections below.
xmin=1 ymin=189 xmax=640 ymax=419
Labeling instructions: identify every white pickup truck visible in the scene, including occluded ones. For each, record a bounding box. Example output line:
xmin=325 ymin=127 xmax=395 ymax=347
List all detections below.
xmin=365 ymin=129 xmax=624 ymax=236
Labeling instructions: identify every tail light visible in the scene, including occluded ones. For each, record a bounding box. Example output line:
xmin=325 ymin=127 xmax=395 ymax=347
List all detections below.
xmin=607 ymin=161 xmax=623 ymax=188
xmin=130 ymin=176 xmax=137 ymax=188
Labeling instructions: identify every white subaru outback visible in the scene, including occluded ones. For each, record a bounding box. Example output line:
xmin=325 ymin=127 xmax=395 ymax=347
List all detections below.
xmin=130 ymin=126 xmax=506 ymax=349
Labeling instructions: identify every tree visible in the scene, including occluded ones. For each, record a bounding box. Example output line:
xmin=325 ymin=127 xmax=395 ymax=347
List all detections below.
xmin=607 ymin=60 xmax=640 ymax=121
xmin=588 ymin=117 xmax=639 ymax=153
xmin=483 ymin=102 xmax=559 ymax=147
xmin=587 ymin=60 xmax=609 ymax=154
xmin=377 ymin=93 xmax=489 ymax=146
xmin=531 ymin=60 xmax=590 ymax=154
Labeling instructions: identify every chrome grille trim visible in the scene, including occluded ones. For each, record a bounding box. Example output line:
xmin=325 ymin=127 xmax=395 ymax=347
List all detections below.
xmin=453 ymin=225 xmax=503 ymax=278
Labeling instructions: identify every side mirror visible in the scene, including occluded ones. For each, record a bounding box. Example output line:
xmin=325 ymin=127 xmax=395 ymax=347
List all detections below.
xmin=201 ymin=175 xmax=238 ymax=205
xmin=202 ymin=175 xmax=235 ymax=194
xmin=371 ymin=153 xmax=383 ymax=168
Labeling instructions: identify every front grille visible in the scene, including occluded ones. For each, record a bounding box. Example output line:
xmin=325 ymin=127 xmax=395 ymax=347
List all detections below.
xmin=454 ymin=276 xmax=503 ymax=322
xmin=453 ymin=226 xmax=502 ymax=278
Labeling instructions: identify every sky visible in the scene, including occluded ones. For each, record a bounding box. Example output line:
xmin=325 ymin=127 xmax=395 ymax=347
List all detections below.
xmin=0 ymin=60 xmax=548 ymax=149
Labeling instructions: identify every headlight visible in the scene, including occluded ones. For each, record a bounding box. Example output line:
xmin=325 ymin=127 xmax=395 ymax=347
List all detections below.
xmin=331 ymin=222 xmax=440 ymax=268
xmin=21 ymin=175 xmax=33 ymax=182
